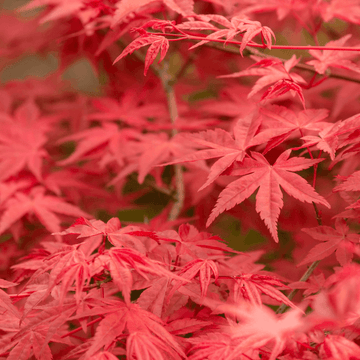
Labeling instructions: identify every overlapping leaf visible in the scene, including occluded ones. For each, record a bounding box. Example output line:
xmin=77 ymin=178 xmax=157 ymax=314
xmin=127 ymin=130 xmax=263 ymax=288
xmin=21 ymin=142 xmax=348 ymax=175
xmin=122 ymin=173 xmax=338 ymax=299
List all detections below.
xmin=188 ymin=14 xmax=275 ymax=55
xmin=113 ymin=34 xmax=169 ymax=75
xmin=159 ymin=113 xmax=273 ymax=190
xmin=219 ymin=55 xmax=306 ymax=104
xmin=307 ymin=35 xmax=360 ymax=75
xmin=298 ymin=219 xmax=360 ymax=266
xmin=207 ymin=150 xmax=330 ymax=242
xmin=0 ymin=186 xmax=90 ymax=238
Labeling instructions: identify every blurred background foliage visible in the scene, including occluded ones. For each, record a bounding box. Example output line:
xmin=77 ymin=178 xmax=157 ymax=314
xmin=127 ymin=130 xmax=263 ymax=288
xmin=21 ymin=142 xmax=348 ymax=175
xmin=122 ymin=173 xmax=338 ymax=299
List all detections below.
xmin=2 ymin=0 xmax=329 ymax=255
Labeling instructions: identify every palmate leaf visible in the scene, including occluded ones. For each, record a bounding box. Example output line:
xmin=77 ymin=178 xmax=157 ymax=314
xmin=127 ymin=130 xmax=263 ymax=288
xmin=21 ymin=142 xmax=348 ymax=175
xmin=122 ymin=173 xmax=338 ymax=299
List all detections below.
xmin=19 ymin=246 xmax=92 ymax=315
xmin=57 ymin=123 xmax=126 ymax=166
xmin=231 ymin=274 xmax=297 ymax=309
xmin=159 ymin=223 xmax=241 ymax=259
xmin=0 ymin=288 xmax=21 ymax=319
xmin=0 ymin=186 xmax=90 ymax=239
xmin=168 ymin=258 xmax=219 ymax=300
xmin=230 ymin=306 xmax=304 ymax=360
xmin=207 ymin=150 xmax=330 ymax=242
xmin=298 ymin=219 xmax=360 ymax=267
xmin=54 ymin=217 xmax=159 ymax=253
xmin=259 ymin=105 xmax=329 ymax=141
xmin=299 ymin=112 xmax=360 ymax=160
xmin=186 ymin=300 xmax=303 ymax=360
xmin=0 ymin=100 xmax=49 ymax=182
xmin=137 ymin=277 xmax=170 ymax=318
xmin=189 ymin=15 xmax=275 ymax=55
xmin=219 ymin=55 xmax=306 ymax=103
xmin=113 ymin=34 xmax=169 ymax=75
xmin=261 ymin=79 xmax=305 ymax=108
xmin=111 ymin=0 xmax=194 ymax=26
xmin=0 ymin=302 xmax=77 ymax=360
xmin=320 ymin=334 xmax=360 ymax=359
xmin=126 ymin=331 xmax=183 ymax=360
xmin=79 ymin=302 xmax=186 ymax=360
xmin=307 ymin=34 xmax=360 ymax=75
xmin=334 ymin=170 xmax=360 ymax=192
xmin=89 ymin=92 xmax=167 ymax=127
xmin=158 ymin=113 xmax=271 ymax=190
xmin=108 ymin=247 xmax=188 ymax=304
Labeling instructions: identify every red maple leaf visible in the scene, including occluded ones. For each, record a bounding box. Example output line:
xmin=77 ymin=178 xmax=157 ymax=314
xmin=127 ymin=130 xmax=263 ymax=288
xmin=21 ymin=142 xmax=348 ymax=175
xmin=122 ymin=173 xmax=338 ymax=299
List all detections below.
xmin=228 ymin=273 xmax=297 ymax=309
xmin=188 ymin=14 xmax=275 ymax=55
xmin=230 ymin=306 xmax=304 ymax=360
xmin=309 ymin=264 xmax=360 ymax=328
xmin=109 ymin=131 xmax=199 ymax=185
xmin=260 ymin=105 xmax=329 ymax=136
xmin=0 ymin=301 xmax=77 ymax=360
xmin=260 ymin=78 xmax=306 ymax=108
xmin=0 ymin=100 xmax=49 ymax=182
xmin=107 ymin=247 xmax=186 ymax=304
xmin=68 ymin=302 xmax=186 ymax=359
xmin=0 ymin=186 xmax=90 ymax=238
xmin=333 ymin=170 xmax=360 ymax=209
xmin=21 ymin=0 xmax=106 ymax=31
xmin=111 ymin=0 xmax=194 ymax=26
xmin=320 ymin=0 xmax=360 ymax=25
xmin=57 ymin=123 xmax=138 ymax=166
xmin=113 ymin=34 xmax=170 ymax=75
xmin=25 ymin=245 xmax=92 ymax=307
xmin=136 ymin=277 xmax=171 ymax=318
xmin=333 ymin=171 xmax=360 ymax=192
xmin=289 ymin=272 xmax=326 ymax=297
xmin=89 ymin=92 xmax=166 ymax=127
xmin=299 ymin=113 xmax=360 ymax=160
xmin=307 ymin=35 xmax=360 ymax=75
xmin=159 ymin=113 xmax=271 ymax=190
xmin=259 ymin=105 xmax=329 ymax=153
xmin=126 ymin=331 xmax=184 ymax=360
xmin=298 ymin=218 xmax=360 ymax=267
xmin=219 ymin=55 xmax=306 ymax=102
xmin=168 ymin=258 xmax=219 ymax=299
xmin=320 ymin=334 xmax=360 ymax=359
xmin=207 ymin=150 xmax=330 ymax=242
xmin=159 ymin=223 xmax=240 ymax=260
xmin=186 ymin=302 xmax=303 ymax=360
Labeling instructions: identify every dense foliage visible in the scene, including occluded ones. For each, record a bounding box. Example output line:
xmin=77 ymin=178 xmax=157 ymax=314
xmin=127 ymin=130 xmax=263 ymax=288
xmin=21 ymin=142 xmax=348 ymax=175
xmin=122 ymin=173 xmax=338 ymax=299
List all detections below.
xmin=1 ymin=0 xmax=360 ymax=359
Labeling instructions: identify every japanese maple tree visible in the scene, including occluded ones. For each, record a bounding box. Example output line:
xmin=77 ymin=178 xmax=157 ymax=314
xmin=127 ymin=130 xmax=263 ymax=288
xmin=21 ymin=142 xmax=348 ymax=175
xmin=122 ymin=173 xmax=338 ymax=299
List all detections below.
xmin=1 ymin=0 xmax=360 ymax=359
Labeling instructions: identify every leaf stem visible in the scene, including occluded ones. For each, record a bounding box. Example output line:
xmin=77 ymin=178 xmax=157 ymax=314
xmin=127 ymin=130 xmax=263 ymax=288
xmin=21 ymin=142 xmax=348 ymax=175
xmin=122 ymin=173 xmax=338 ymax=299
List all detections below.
xmin=313 ymin=202 xmax=323 ymax=226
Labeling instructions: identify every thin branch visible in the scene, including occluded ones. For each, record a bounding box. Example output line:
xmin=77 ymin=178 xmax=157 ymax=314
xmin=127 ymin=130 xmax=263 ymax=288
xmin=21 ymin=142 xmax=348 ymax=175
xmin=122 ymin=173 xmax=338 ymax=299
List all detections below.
xmin=153 ymin=32 xmax=360 ymax=52
xmin=158 ymin=61 xmax=185 ymax=221
xmin=140 ymin=31 xmax=360 ymax=85
xmin=312 ymin=203 xmax=323 ymax=226
xmin=276 ymin=261 xmax=320 ymax=314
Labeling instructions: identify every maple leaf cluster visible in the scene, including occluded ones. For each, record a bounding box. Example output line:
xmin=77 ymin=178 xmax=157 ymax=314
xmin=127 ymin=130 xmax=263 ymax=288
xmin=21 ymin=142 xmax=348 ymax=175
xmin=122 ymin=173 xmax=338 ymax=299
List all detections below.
xmin=1 ymin=0 xmax=360 ymax=359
